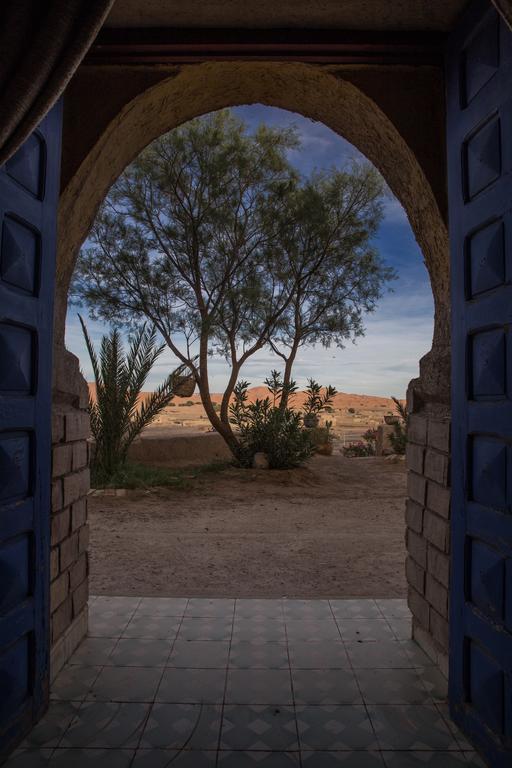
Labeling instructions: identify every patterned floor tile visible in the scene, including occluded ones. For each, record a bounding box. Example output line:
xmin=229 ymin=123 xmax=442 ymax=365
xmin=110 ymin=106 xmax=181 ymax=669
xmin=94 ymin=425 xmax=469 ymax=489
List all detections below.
xmin=88 ymin=611 xmax=132 ymax=638
xmin=21 ymin=702 xmax=81 ymax=748
xmin=398 ymin=641 xmax=436 ymax=667
xmin=296 ymin=705 xmax=378 ymax=750
xmin=285 ymin=620 xmax=341 ymax=643
xmin=345 ymin=640 xmax=411 ymax=669
xmin=232 ymin=619 xmax=286 ymax=644
xmin=49 ymin=749 xmax=135 ymax=767
xmin=220 ymin=705 xmax=299 ymax=751
xmin=235 ymin=600 xmax=285 ymax=620
xmin=178 ymin=618 xmax=233 ymax=642
xmin=302 ymin=751 xmax=385 ymax=766
xmin=133 ymin=749 xmax=217 ymax=766
xmin=355 ymin=668 xmax=432 ymax=705
xmin=218 ymin=751 xmax=300 ymax=766
xmin=94 ymin=597 xmax=141 ymax=612
xmin=3 ymin=750 xmax=53 ymax=767
xmin=106 ymin=638 xmax=172 ymax=667
xmin=168 ymin=641 xmax=230 ymax=669
xmin=140 ymin=703 xmax=221 ymax=750
xmin=385 ymin=617 xmax=412 ymax=641
xmin=375 ymin=600 xmax=410 ymax=618
xmin=337 ymin=619 xmax=395 ymax=643
xmin=156 ymin=668 xmax=227 ymax=703
xmin=292 ymin=669 xmax=362 ymax=705
xmin=381 ymin=752 xmax=473 ymax=767
xmin=122 ymin=615 xmax=181 ymax=640
xmin=418 ymin=666 xmax=448 ymax=702
xmin=329 ymin=600 xmax=381 ymax=620
xmin=226 ymin=669 xmax=293 ymax=705
xmin=50 ymin=666 xmax=100 ymax=701
xmin=87 ymin=666 xmax=162 ymax=702
xmin=368 ymin=705 xmax=460 ymax=750
xmin=60 ymin=702 xmax=150 ymax=748
xmin=283 ymin=600 xmax=333 ymax=620
xmin=229 ymin=642 xmax=289 ymax=669
xmin=185 ymin=599 xmax=235 ymax=618
xmin=68 ymin=638 xmax=117 ymax=666
xmin=136 ymin=598 xmax=189 ymax=617
xmin=288 ymin=641 xmax=349 ymax=670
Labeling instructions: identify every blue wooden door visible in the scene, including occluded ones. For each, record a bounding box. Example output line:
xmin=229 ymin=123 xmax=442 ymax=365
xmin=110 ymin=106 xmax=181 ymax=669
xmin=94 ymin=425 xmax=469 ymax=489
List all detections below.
xmin=447 ymin=1 xmax=512 ymax=765
xmin=0 ymin=103 xmax=62 ymax=760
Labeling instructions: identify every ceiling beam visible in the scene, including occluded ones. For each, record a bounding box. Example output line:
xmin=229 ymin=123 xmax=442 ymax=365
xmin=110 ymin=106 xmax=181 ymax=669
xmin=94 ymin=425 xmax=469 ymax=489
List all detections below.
xmin=85 ymin=28 xmax=444 ymax=66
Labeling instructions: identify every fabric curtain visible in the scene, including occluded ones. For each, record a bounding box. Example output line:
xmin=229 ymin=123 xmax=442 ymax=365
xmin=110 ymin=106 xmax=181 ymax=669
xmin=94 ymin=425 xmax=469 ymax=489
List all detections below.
xmin=492 ymin=0 xmax=512 ymax=29
xmin=0 ymin=0 xmax=114 ymax=166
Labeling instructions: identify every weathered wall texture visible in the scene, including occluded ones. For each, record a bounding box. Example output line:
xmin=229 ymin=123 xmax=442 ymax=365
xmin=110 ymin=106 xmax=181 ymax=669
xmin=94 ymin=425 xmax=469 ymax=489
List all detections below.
xmin=50 ymin=347 xmax=90 ymax=679
xmin=52 ymin=59 xmax=451 ymax=671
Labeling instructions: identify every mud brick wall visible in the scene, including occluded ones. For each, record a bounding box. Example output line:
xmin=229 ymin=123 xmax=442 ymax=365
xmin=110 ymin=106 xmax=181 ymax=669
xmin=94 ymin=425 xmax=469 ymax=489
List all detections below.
xmin=50 ymin=347 xmax=90 ymax=678
xmin=405 ymin=408 xmax=451 ymax=677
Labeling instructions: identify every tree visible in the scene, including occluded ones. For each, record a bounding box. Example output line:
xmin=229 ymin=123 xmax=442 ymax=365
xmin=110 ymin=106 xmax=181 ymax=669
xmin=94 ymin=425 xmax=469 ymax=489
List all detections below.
xmin=73 ymin=110 xmax=299 ymax=454
xmin=72 ymin=109 xmax=394 ymax=459
xmin=80 ymin=317 xmax=187 ymax=480
xmin=267 ymin=166 xmax=395 ymax=408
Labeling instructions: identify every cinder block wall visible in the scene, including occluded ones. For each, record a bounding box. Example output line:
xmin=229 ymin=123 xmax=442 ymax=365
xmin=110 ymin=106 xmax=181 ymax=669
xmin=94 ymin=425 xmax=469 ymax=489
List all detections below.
xmin=405 ymin=402 xmax=451 ymax=677
xmin=50 ymin=348 xmax=90 ymax=679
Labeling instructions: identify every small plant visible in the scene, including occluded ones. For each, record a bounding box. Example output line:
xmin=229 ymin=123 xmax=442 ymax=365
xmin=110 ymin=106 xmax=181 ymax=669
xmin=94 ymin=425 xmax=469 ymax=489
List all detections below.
xmin=348 ymin=407 xmax=355 ymax=414
xmin=80 ymin=316 xmax=187 ymax=482
xmin=186 ymin=400 xmax=195 ymax=406
xmin=229 ymin=372 xmax=314 ymax=469
xmin=389 ymin=396 xmax=408 ymax=454
xmin=303 ymin=379 xmax=337 ymax=418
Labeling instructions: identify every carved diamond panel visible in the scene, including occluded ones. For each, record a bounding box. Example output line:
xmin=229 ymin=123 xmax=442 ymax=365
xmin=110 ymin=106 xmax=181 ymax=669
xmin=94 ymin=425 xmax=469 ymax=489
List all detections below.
xmin=470 ymin=328 xmax=506 ymax=399
xmin=470 ymin=539 xmax=505 ymax=621
xmin=468 ymin=641 xmax=504 ymax=734
xmin=464 ymin=115 xmax=501 ymax=200
xmin=5 ymin=132 xmax=45 ymax=199
xmin=467 ymin=219 xmax=505 ymax=297
xmin=0 ymin=535 xmax=31 ymax=615
xmin=1 ymin=215 xmax=40 ymax=295
xmin=0 ymin=635 xmax=30 ymax=722
xmin=0 ymin=432 xmax=32 ymax=504
xmin=470 ymin=437 xmax=508 ymax=511
xmin=0 ymin=323 xmax=35 ymax=394
xmin=462 ymin=14 xmax=500 ymax=105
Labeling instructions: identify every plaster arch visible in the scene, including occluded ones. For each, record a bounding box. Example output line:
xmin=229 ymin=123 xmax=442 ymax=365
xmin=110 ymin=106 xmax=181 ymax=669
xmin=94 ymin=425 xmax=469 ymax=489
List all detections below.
xmin=57 ymin=61 xmax=449 ymax=399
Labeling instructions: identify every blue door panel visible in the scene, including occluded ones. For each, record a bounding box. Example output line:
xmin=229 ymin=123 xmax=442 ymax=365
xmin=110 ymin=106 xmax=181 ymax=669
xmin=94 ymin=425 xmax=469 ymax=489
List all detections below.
xmin=447 ymin=2 xmax=512 ymax=765
xmin=0 ymin=104 xmax=62 ymax=761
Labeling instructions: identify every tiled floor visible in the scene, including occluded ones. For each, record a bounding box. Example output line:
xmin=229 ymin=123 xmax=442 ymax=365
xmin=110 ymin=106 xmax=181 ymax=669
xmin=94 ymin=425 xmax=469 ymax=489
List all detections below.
xmin=6 ymin=598 xmax=487 ymax=767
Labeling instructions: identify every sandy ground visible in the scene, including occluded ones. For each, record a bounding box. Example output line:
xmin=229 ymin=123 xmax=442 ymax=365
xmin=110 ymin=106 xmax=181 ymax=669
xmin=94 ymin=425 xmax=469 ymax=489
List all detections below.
xmin=89 ymin=454 xmax=407 ymax=598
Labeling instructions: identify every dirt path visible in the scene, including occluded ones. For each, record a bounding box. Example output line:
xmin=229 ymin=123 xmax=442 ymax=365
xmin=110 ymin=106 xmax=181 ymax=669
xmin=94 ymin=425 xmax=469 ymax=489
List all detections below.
xmin=89 ymin=455 xmax=407 ymax=598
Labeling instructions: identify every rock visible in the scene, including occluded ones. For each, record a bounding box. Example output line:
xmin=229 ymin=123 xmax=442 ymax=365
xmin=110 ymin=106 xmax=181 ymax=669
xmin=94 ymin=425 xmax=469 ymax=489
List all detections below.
xmin=252 ymin=452 xmax=269 ymax=469
xmin=376 ymin=424 xmax=396 ymax=455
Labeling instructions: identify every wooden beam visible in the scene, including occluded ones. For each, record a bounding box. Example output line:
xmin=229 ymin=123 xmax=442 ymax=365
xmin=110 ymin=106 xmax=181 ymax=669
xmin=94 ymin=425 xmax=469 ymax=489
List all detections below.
xmin=85 ymin=28 xmax=443 ymax=66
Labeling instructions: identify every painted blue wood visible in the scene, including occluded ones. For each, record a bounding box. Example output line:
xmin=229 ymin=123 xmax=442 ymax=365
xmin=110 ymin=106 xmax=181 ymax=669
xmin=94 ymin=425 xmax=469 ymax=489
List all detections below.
xmin=447 ymin=2 xmax=512 ymax=765
xmin=0 ymin=102 xmax=62 ymax=761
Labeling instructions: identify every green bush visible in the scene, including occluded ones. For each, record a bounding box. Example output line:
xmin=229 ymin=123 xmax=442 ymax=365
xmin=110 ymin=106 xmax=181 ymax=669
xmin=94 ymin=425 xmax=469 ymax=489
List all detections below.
xmin=229 ymin=372 xmax=337 ymax=469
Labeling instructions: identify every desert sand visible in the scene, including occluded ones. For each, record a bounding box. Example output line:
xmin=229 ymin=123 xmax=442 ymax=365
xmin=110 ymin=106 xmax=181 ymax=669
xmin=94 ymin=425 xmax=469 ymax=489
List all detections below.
xmin=89 ymin=453 xmax=407 ymax=598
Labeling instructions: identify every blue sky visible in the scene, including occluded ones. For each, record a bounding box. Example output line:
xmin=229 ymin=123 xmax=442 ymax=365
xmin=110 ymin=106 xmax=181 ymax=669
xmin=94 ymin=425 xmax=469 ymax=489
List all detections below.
xmin=65 ymin=105 xmax=434 ymax=398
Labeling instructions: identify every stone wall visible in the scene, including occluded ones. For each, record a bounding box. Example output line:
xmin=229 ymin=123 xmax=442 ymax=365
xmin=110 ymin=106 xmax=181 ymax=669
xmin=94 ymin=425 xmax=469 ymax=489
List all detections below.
xmin=50 ymin=346 xmax=90 ymax=679
xmin=405 ymin=394 xmax=451 ymax=678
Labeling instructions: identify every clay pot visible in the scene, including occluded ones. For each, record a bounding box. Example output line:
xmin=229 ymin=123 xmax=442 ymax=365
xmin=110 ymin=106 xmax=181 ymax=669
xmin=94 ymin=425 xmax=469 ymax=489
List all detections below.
xmin=303 ymin=413 xmax=319 ymax=428
xmin=252 ymin=452 xmax=269 ymax=469
xmin=384 ymin=415 xmax=399 ymax=425
xmin=316 ymin=443 xmax=333 ymax=456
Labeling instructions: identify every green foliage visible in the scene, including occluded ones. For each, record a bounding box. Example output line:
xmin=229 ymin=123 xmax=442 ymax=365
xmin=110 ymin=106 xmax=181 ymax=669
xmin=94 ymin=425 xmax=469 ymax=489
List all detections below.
xmin=389 ymin=396 xmax=408 ymax=455
xmin=92 ymin=460 xmax=231 ymax=490
xmin=80 ymin=316 xmax=187 ymax=479
xmin=303 ymin=379 xmax=337 ymax=416
xmin=348 ymin=407 xmax=355 ymax=414
xmin=229 ymin=373 xmax=315 ymax=469
xmin=229 ymin=372 xmax=338 ymax=468
xmin=343 ymin=428 xmax=377 ymax=458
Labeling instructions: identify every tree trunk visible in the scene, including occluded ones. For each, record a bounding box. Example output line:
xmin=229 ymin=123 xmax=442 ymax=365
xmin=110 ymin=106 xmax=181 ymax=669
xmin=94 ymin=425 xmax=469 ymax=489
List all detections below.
xmin=196 ymin=342 xmax=240 ymax=458
xmin=279 ymin=341 xmax=300 ymax=411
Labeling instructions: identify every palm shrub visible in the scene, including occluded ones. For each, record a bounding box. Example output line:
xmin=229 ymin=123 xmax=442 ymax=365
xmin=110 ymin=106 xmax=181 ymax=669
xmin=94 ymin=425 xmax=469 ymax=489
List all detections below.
xmin=80 ymin=316 xmax=188 ymax=481
xmin=389 ymin=396 xmax=408 ymax=455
